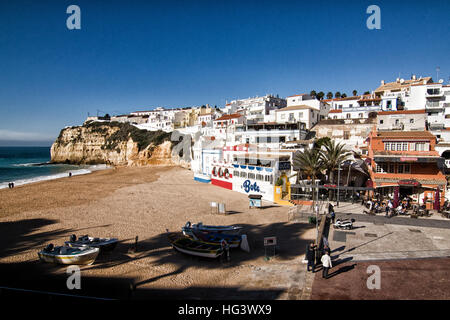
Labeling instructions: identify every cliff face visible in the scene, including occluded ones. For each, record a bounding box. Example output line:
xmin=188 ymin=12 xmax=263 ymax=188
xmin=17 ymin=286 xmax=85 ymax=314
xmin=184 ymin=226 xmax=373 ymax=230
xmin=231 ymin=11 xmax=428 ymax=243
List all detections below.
xmin=50 ymin=122 xmax=186 ymax=167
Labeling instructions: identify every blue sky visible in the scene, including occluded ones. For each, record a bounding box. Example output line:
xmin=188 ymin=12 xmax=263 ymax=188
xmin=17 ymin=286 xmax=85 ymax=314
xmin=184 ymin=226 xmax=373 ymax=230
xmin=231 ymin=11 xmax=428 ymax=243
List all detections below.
xmin=0 ymin=0 xmax=449 ymax=146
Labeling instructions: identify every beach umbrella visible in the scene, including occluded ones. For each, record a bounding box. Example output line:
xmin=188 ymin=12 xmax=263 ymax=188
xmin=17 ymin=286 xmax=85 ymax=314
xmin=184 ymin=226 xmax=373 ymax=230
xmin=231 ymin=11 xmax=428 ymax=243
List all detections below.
xmin=393 ymin=186 xmax=399 ymax=208
xmin=434 ymin=188 xmax=440 ymax=211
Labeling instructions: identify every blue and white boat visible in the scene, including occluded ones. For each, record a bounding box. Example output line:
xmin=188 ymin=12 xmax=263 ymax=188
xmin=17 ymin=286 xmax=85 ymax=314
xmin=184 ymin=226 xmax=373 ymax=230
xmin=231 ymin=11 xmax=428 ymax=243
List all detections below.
xmin=184 ymin=221 xmax=243 ymax=235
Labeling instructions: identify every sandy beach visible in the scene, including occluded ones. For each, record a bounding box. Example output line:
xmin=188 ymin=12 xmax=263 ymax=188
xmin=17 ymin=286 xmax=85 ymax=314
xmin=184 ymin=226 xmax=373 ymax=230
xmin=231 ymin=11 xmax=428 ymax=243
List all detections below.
xmin=0 ymin=166 xmax=314 ymax=300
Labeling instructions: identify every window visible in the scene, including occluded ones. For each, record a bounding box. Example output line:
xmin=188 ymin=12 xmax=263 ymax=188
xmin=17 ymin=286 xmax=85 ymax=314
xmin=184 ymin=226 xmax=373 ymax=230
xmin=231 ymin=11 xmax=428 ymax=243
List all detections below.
xmin=233 ymin=171 xmax=239 ymax=177
xmin=404 ymin=164 xmax=410 ymax=173
xmin=410 ymin=118 xmax=414 ymax=123
xmin=385 ymin=142 xmax=390 ymax=151
xmin=398 ymin=164 xmax=404 ymax=174
xmin=416 ymin=142 xmax=424 ymax=151
xmin=265 ymin=175 xmax=273 ymax=184
xmin=380 ymin=120 xmax=384 ymax=124
xmin=358 ymin=113 xmax=363 ymax=118
xmin=346 ymin=114 xmax=351 ymax=119
xmin=248 ymin=173 xmax=255 ymax=179
xmin=240 ymin=172 xmax=247 ymax=178
xmin=389 ymin=163 xmax=395 ymax=173
xmin=376 ymin=163 xmax=388 ymax=173
xmin=402 ymin=142 xmax=408 ymax=151
xmin=344 ymin=131 xmax=350 ymax=140
xmin=256 ymin=174 xmax=264 ymax=181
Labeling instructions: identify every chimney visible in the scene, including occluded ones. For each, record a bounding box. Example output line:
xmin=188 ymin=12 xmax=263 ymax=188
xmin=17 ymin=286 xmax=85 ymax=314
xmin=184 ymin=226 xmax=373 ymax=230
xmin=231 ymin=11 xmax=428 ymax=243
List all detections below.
xmin=396 ymin=78 xmax=400 ymax=83
xmin=412 ymin=74 xmax=416 ymax=80
xmin=381 ymin=80 xmax=385 ymax=85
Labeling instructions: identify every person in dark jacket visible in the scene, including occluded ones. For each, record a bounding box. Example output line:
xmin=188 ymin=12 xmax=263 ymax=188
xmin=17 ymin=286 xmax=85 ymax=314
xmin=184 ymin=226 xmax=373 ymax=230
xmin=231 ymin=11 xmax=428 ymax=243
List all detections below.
xmin=328 ymin=203 xmax=336 ymax=224
xmin=306 ymin=242 xmax=316 ymax=272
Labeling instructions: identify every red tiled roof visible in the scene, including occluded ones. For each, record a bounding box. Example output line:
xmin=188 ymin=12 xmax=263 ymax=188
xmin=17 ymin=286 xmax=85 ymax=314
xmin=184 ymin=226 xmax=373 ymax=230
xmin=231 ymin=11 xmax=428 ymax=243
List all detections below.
xmin=329 ymin=109 xmax=342 ymax=113
xmin=287 ymin=93 xmax=307 ymax=98
xmin=214 ymin=113 xmax=242 ymax=121
xmin=376 ymin=131 xmax=436 ymax=139
xmin=377 ymin=109 xmax=426 ymax=115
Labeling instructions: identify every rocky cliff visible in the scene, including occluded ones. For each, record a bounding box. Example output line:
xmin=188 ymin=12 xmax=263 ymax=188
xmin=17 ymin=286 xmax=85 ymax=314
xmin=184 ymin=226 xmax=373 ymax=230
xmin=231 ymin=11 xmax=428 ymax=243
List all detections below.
xmin=51 ymin=122 xmax=186 ymax=167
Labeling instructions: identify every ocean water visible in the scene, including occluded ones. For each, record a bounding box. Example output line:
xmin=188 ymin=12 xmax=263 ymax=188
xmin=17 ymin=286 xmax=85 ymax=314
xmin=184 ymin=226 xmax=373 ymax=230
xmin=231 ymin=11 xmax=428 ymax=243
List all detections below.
xmin=0 ymin=147 xmax=108 ymax=189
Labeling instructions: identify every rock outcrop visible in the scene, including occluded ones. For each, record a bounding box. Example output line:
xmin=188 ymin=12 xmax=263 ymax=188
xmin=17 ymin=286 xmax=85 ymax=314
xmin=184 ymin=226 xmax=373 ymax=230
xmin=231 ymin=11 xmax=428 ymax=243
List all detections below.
xmin=50 ymin=122 xmax=186 ymax=167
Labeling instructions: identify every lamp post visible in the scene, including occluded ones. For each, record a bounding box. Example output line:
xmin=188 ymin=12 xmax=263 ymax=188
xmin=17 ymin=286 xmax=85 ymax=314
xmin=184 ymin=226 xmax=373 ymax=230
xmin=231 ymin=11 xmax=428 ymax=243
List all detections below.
xmin=315 ymin=180 xmax=320 ymax=246
xmin=337 ymin=162 xmax=341 ymax=207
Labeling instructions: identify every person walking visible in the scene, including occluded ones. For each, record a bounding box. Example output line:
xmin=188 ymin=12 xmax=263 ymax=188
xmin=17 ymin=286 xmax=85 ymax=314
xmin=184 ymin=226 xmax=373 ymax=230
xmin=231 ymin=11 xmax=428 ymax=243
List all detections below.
xmin=328 ymin=203 xmax=336 ymax=223
xmin=321 ymin=250 xmax=332 ymax=279
xmin=306 ymin=242 xmax=316 ymax=272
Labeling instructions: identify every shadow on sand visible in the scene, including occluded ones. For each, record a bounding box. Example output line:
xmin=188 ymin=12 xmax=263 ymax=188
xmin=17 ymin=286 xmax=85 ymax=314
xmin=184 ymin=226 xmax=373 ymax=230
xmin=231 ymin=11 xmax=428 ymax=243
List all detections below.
xmin=0 ymin=219 xmax=314 ymax=300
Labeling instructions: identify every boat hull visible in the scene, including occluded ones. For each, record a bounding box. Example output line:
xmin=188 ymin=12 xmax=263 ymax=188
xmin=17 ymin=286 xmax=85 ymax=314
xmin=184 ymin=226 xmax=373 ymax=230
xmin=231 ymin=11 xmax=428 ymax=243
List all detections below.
xmin=38 ymin=247 xmax=100 ymax=265
xmin=65 ymin=238 xmax=118 ymax=252
xmin=171 ymin=244 xmax=222 ymax=258
xmin=168 ymin=234 xmax=223 ymax=259
xmin=189 ymin=223 xmax=243 ymax=235
xmin=182 ymin=228 xmax=241 ymax=248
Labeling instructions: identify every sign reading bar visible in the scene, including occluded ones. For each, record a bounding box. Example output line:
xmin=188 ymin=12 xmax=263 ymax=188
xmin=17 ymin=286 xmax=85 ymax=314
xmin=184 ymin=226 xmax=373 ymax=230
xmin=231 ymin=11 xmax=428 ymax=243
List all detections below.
xmin=398 ymin=179 xmax=421 ymax=187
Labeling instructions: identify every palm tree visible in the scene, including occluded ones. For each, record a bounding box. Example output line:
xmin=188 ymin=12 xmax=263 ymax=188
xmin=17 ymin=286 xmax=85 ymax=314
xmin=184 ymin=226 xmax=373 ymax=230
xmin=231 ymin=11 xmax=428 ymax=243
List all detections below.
xmin=335 ymin=92 xmax=341 ymax=98
xmin=317 ymin=91 xmax=325 ymax=100
xmin=341 ymin=93 xmax=347 ymax=98
xmin=310 ymin=90 xmax=317 ymax=98
xmin=293 ymin=148 xmax=324 ymax=201
xmin=326 ymin=92 xmax=333 ymax=99
xmin=313 ymin=137 xmax=331 ymax=150
xmin=320 ymin=140 xmax=352 ymax=200
xmin=352 ymin=90 xmax=357 ymax=96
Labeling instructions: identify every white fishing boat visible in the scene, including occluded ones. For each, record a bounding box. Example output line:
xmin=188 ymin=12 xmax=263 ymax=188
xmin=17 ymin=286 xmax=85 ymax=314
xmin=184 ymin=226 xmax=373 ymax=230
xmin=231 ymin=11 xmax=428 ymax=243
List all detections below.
xmin=65 ymin=234 xmax=118 ymax=252
xmin=38 ymin=244 xmax=100 ymax=265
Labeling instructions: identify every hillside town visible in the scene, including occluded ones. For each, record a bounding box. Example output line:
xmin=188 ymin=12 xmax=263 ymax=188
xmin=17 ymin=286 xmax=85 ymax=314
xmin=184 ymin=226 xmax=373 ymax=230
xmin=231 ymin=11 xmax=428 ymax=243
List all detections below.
xmin=85 ymin=75 xmax=450 ymax=211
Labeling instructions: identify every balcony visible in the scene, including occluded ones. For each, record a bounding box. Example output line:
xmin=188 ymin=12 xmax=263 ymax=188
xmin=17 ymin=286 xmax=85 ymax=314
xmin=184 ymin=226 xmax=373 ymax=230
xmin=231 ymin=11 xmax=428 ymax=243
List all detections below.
xmin=425 ymin=101 xmax=444 ymax=110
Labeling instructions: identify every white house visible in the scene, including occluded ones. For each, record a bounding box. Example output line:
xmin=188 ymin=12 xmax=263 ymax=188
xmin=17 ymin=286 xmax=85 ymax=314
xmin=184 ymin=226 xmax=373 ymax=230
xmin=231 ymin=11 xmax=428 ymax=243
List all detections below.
xmin=223 ymin=95 xmax=286 ymax=124
xmin=275 ymin=105 xmax=320 ymax=129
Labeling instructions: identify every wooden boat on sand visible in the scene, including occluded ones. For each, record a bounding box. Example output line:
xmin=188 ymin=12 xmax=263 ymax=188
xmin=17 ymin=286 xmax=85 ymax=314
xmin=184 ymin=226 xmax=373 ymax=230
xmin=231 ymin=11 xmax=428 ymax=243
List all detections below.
xmin=168 ymin=233 xmax=224 ymax=259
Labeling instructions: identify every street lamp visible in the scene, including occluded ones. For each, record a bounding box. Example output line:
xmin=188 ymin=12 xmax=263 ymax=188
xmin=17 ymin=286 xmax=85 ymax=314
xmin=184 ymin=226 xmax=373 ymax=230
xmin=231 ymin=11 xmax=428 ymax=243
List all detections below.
xmin=315 ymin=180 xmax=320 ymax=245
xmin=337 ymin=162 xmax=341 ymax=207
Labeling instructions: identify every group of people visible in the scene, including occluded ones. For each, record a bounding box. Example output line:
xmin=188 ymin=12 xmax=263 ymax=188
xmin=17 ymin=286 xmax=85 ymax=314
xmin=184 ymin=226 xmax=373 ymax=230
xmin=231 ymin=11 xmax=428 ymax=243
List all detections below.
xmin=364 ymin=197 xmax=412 ymax=218
xmin=8 ymin=182 xmax=15 ymax=189
xmin=306 ymin=242 xmax=333 ymax=279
